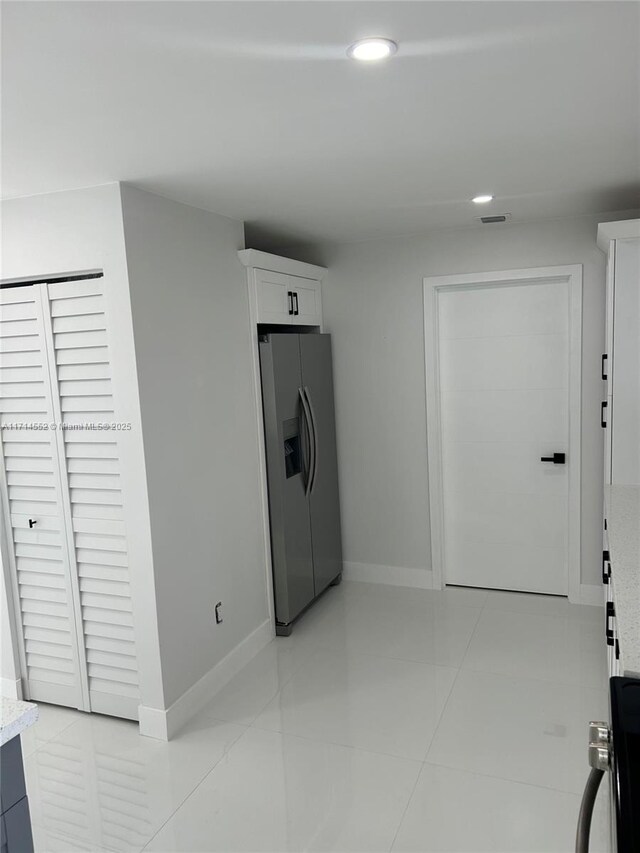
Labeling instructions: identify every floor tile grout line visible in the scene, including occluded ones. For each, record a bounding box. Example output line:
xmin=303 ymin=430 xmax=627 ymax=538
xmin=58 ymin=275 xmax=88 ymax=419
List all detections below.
xmin=457 ymin=660 xmax=607 ymax=691
xmin=246 ymin=632 xmax=326 ymax=721
xmin=139 ymin=723 xmax=251 ymax=852
xmin=31 ymin=715 xmax=251 ymax=853
xmin=24 ymin=711 xmax=86 ymax=758
xmin=197 ymin=631 xmax=324 ymax=729
xmin=419 ymin=603 xmax=484 ymax=764
xmin=141 ymin=722 xmax=427 ymax=851
xmin=194 ymin=585 xmax=374 ymax=729
xmin=388 ymin=594 xmax=482 ymax=851
xmin=237 ymin=589 xmax=480 ymax=727
xmin=246 ymin=715 xmax=426 ymax=765
xmin=291 ymin=638 xmax=470 ymax=671
xmin=387 ymin=758 xmax=426 ymax=852
xmin=421 ymin=756 xmax=586 ymax=797
xmin=240 ymin=589 xmax=483 ymax=763
xmin=419 ymin=667 xmax=461 ymax=763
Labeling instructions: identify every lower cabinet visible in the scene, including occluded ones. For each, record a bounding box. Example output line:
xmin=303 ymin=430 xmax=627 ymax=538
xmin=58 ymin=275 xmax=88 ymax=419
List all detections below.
xmin=1 ymin=798 xmax=33 ymax=853
xmin=0 ymin=738 xmax=33 ymax=853
xmin=598 ymin=222 xmax=640 ymax=485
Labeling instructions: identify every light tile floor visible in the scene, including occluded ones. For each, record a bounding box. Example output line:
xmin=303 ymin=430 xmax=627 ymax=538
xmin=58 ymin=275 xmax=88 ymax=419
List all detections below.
xmin=25 ymin=582 xmax=612 ymax=852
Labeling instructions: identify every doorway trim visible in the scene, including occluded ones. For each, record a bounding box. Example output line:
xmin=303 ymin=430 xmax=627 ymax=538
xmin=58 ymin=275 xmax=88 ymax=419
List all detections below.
xmin=423 ymin=265 xmax=583 ymax=602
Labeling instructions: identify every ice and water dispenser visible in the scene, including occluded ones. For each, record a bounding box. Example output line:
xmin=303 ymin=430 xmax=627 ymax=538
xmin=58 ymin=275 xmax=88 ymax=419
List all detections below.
xmin=282 ymin=417 xmax=302 ymax=479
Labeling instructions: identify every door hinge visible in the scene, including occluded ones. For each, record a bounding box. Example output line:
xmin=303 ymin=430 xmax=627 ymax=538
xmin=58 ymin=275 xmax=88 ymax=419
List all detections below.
xmin=606 ymin=601 xmax=615 ymax=645
xmin=602 ymin=550 xmax=611 ymax=584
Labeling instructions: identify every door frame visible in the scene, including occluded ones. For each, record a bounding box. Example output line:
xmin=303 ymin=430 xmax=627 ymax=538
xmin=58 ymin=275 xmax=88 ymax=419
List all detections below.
xmin=423 ymin=265 xmax=583 ymax=602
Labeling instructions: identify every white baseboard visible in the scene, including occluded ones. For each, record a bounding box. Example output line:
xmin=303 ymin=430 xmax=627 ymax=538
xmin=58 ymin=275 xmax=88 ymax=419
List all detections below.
xmin=0 ymin=677 xmax=22 ymax=700
xmin=577 ymin=583 xmax=604 ymax=607
xmin=137 ymin=704 xmax=169 ymax=740
xmin=344 ymin=561 xmax=434 ymax=590
xmin=138 ymin=618 xmax=274 ymax=741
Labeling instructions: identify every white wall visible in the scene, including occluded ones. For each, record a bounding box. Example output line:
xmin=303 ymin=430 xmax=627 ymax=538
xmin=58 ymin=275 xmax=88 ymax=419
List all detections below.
xmin=120 ymin=186 xmax=270 ymax=709
xmin=0 ymin=184 xmax=165 ymax=710
xmin=280 ymin=211 xmax=640 ymax=590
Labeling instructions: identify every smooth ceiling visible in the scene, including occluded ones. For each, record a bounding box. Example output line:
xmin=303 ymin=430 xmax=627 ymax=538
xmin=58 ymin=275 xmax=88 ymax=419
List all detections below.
xmin=2 ymin=1 xmax=639 ymax=246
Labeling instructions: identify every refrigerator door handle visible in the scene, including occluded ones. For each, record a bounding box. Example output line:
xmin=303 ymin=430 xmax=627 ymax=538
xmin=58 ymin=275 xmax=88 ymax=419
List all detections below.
xmin=298 ymin=387 xmax=315 ymax=497
xmin=304 ymin=386 xmax=319 ymax=494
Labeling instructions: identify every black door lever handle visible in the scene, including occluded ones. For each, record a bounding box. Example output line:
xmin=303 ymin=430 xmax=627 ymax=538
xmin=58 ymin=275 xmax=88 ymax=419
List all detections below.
xmin=28 ymin=518 xmax=37 ymax=528
xmin=540 ymin=453 xmax=566 ymax=464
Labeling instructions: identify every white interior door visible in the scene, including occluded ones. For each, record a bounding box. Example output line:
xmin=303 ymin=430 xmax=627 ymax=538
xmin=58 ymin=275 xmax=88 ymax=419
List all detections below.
xmin=438 ymin=280 xmax=570 ymax=595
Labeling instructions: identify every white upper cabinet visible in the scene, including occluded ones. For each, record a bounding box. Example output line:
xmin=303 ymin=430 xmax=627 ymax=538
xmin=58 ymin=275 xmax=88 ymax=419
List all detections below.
xmin=239 ymin=250 xmax=326 ymax=327
xmin=288 ymin=274 xmax=322 ymax=326
xmin=598 ymin=220 xmax=640 ymax=485
xmin=255 ymin=269 xmax=292 ymax=325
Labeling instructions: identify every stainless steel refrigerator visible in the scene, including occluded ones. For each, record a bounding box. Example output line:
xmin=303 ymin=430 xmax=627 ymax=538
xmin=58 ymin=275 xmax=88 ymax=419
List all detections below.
xmin=259 ymin=333 xmax=343 ymax=635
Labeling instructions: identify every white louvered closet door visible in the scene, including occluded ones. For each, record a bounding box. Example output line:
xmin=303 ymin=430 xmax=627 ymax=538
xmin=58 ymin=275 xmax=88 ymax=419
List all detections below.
xmin=0 ymin=285 xmax=89 ymax=710
xmin=46 ymin=279 xmax=139 ymax=720
xmin=0 ymin=279 xmax=140 ymax=720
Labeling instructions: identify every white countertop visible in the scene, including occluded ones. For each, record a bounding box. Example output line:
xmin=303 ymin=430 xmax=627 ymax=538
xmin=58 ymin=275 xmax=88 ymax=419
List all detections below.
xmin=0 ymin=698 xmax=38 ymax=747
xmin=605 ymin=485 xmax=640 ymax=678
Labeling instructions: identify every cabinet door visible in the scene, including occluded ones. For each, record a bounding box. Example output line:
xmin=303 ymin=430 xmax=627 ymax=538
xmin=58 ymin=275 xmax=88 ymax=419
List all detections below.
xmin=604 ymin=245 xmax=615 ymax=399
xmin=2 ymin=797 xmax=34 ymax=853
xmin=290 ymin=276 xmax=321 ymax=326
xmin=611 ymin=237 xmax=640 ymax=484
xmin=255 ymin=270 xmax=292 ymax=325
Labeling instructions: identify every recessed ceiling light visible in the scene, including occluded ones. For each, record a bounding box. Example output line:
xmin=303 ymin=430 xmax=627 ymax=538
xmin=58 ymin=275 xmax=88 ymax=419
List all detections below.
xmin=347 ymin=38 xmax=398 ymax=62
xmin=472 ymin=194 xmax=494 ymax=204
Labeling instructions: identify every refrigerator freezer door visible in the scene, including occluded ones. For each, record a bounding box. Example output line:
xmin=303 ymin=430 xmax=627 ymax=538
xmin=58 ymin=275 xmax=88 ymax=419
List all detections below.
xmin=300 ymin=334 xmax=344 ymax=594
xmin=259 ymin=335 xmax=315 ymax=626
